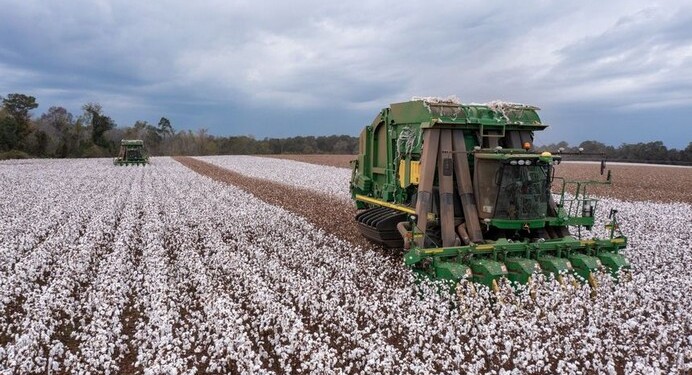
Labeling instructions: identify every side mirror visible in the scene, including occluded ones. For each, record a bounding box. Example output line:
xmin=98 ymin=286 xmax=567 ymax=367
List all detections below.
xmin=600 ymin=159 xmax=606 ymax=175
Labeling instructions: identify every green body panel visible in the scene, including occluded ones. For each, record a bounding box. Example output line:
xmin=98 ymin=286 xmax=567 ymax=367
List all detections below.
xmin=468 ymin=259 xmax=507 ymax=288
xmin=568 ymin=253 xmax=602 ymax=281
xmin=504 ymin=257 xmax=540 ymax=285
xmin=490 ymin=218 xmax=548 ymax=230
xmin=351 ymin=99 xmax=629 ymax=290
xmin=537 ymin=255 xmax=573 ymax=278
xmin=351 ymin=100 xmax=545 ymax=203
xmin=597 ymin=252 xmax=631 ymax=277
xmin=433 ymin=261 xmax=472 ymax=283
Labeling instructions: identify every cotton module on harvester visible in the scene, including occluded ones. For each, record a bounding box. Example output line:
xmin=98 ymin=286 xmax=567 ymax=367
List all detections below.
xmin=349 ymin=98 xmax=630 ymax=291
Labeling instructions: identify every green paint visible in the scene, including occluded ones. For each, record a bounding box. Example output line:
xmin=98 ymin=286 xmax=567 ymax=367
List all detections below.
xmin=351 ymin=99 xmax=629 ymax=291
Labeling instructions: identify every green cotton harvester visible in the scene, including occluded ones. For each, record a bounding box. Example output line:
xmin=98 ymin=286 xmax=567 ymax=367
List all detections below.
xmin=349 ymin=97 xmax=629 ymax=291
xmin=114 ymin=139 xmax=149 ymax=166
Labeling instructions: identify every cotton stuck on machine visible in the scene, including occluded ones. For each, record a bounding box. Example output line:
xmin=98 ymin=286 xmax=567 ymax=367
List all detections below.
xmin=349 ymin=98 xmax=629 ymax=291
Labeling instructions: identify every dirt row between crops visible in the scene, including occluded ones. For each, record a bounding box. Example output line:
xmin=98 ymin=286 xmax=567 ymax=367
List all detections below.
xmin=267 ymin=154 xmax=692 ymax=204
xmin=173 ymin=156 xmax=379 ymax=252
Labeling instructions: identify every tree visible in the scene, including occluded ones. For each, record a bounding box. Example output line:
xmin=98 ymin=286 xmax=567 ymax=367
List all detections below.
xmin=126 ymin=120 xmax=149 ymax=139
xmin=82 ymin=103 xmax=115 ymax=148
xmin=40 ymin=106 xmax=73 ymax=133
xmin=144 ymin=123 xmax=163 ymax=154
xmin=578 ymin=140 xmax=606 ymax=153
xmin=1 ymin=93 xmax=38 ymax=150
xmin=2 ymin=93 xmax=38 ymax=126
xmin=157 ymin=117 xmax=173 ymax=138
xmin=32 ymin=130 xmax=49 ymax=156
xmin=0 ymin=116 xmax=20 ymax=151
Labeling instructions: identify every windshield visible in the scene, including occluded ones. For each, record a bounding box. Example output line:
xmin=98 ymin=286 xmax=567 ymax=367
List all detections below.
xmin=494 ymin=164 xmax=550 ymax=220
xmin=127 ymin=148 xmax=142 ymax=159
xmin=474 ymin=159 xmax=551 ymax=220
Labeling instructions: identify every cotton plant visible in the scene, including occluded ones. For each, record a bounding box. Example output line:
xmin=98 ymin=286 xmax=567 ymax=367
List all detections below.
xmin=197 ymin=155 xmax=353 ymax=203
xmin=0 ymin=157 xmax=689 ymax=374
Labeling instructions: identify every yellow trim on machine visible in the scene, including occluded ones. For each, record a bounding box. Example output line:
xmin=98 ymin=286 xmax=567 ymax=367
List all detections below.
xmin=580 ymin=238 xmax=625 ymax=246
xmin=354 ymin=194 xmax=416 ymax=214
xmin=398 ymin=160 xmax=420 ymax=187
xmin=422 ymin=248 xmax=444 ymax=255
xmin=475 ymin=244 xmax=494 ymax=251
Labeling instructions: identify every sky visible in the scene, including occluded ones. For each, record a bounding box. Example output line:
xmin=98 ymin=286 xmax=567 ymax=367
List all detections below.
xmin=0 ymin=0 xmax=691 ymax=148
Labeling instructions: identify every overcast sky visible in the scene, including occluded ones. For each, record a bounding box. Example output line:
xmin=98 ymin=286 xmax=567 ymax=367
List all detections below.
xmin=1 ymin=0 xmax=690 ymax=148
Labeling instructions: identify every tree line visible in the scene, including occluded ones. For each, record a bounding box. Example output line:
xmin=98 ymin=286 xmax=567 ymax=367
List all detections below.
xmin=0 ymin=93 xmax=359 ymax=159
xmin=536 ymin=140 xmax=692 ymax=165
xmin=1 ymin=92 xmax=690 ymax=164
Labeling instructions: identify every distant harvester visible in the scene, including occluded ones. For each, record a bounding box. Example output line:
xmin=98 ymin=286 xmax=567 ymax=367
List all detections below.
xmin=114 ymin=139 xmax=149 ymax=166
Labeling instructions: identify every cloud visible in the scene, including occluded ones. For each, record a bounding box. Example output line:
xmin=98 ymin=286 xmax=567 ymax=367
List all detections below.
xmin=538 ymin=5 xmax=692 ymax=108
xmin=0 ymin=0 xmax=689 ymax=147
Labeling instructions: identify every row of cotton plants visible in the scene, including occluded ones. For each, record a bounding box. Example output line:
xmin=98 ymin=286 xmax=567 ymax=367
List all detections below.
xmin=197 ymin=155 xmax=352 ymax=202
xmin=0 ymin=157 xmax=689 ymax=374
xmin=196 ymin=155 xmax=692 ymax=373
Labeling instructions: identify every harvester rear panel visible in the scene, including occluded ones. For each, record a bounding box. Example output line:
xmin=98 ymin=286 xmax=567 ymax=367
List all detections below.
xmin=114 ymin=139 xmax=149 ymax=166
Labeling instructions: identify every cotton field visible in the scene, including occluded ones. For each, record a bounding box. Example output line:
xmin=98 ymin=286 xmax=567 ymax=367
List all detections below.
xmin=199 ymin=156 xmax=352 ymax=202
xmin=0 ymin=157 xmax=690 ymax=374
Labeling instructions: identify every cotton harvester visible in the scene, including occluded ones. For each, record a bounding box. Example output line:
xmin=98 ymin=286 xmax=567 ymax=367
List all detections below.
xmin=349 ymin=98 xmax=629 ymax=291
xmin=114 ymin=139 xmax=148 ymax=166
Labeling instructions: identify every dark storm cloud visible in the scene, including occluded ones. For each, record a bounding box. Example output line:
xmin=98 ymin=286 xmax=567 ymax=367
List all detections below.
xmin=542 ymin=7 xmax=692 ymax=105
xmin=0 ymin=1 xmax=689 ymax=148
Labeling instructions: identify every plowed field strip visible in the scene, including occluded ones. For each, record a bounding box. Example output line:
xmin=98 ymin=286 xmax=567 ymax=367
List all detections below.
xmin=173 ymin=156 xmax=375 ymax=251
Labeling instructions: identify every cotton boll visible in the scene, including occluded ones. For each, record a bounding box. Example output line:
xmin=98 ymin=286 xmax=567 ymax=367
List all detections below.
xmin=1 ymin=157 xmax=689 ymax=374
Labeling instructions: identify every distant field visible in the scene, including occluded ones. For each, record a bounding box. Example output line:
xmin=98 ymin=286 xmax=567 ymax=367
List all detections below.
xmin=267 ymin=154 xmax=692 ymax=204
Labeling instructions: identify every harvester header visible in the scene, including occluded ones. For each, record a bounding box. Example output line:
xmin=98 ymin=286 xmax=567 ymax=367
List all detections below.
xmin=350 ymin=98 xmax=629 ymax=291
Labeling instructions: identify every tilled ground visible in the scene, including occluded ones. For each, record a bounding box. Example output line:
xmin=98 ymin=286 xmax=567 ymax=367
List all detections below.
xmin=266 ymin=154 xmax=692 ymax=204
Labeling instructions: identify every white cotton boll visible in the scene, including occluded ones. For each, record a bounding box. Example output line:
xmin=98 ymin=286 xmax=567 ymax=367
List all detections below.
xmin=2 ymin=158 xmax=690 ymax=374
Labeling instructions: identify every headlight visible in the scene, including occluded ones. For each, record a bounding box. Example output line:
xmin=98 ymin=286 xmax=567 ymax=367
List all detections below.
xmin=525 ymin=160 xmax=532 ymax=165
xmin=518 ymin=160 xmax=525 ymax=166
xmin=510 ymin=160 xmax=518 ymax=165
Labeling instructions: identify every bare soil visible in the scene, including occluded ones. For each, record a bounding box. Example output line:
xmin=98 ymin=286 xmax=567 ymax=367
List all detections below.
xmin=553 ymin=163 xmax=692 ymax=204
xmin=266 ymin=155 xmax=692 ymax=204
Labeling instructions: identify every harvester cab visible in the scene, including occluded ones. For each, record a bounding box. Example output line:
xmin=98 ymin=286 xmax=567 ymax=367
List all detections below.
xmin=114 ymin=139 xmax=149 ymax=166
xmin=349 ymin=98 xmax=629 ymax=292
